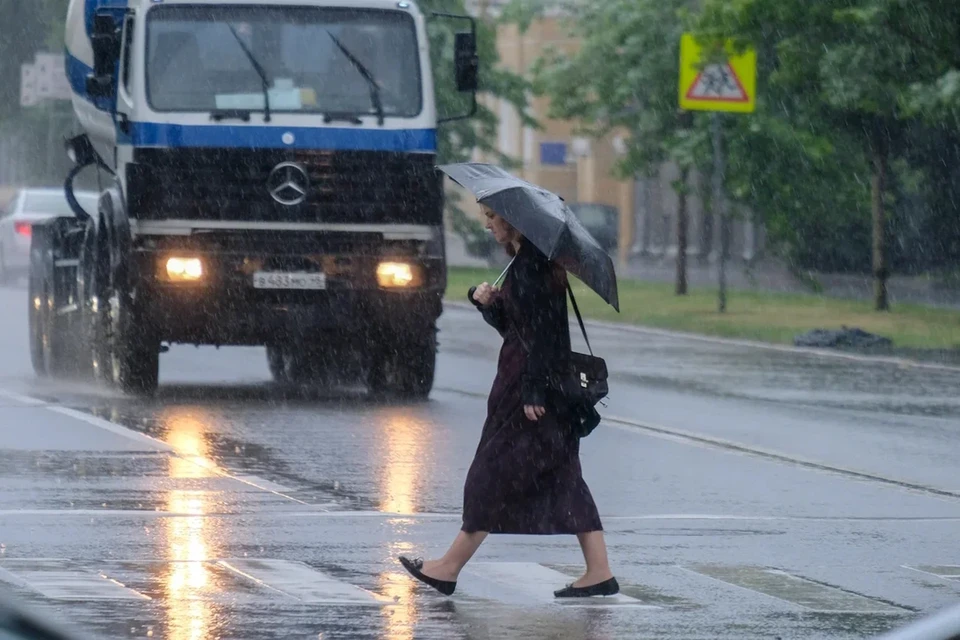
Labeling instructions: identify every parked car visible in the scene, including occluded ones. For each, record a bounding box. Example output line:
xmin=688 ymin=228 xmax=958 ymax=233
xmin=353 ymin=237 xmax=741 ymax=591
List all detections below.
xmin=567 ymin=202 xmax=619 ymax=253
xmin=0 ymin=187 xmax=98 ymax=283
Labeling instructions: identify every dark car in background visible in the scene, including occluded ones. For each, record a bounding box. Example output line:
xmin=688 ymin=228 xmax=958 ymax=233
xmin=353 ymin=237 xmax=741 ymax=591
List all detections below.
xmin=567 ymin=202 xmax=619 ymax=253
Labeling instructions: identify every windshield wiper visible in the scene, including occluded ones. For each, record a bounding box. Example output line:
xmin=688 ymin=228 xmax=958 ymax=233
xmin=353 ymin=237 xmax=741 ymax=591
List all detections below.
xmin=326 ymin=31 xmax=385 ymax=126
xmin=210 ymin=109 xmax=252 ymax=122
xmin=323 ymin=112 xmax=363 ymax=125
xmin=226 ymin=24 xmax=271 ymax=123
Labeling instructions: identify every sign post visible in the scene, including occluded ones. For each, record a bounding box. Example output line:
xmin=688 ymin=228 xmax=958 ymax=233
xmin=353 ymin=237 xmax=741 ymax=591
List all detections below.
xmin=678 ymin=34 xmax=756 ymax=313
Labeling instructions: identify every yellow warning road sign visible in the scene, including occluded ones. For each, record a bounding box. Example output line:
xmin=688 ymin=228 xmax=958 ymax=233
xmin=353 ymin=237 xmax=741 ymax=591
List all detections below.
xmin=679 ymin=34 xmax=756 ymax=113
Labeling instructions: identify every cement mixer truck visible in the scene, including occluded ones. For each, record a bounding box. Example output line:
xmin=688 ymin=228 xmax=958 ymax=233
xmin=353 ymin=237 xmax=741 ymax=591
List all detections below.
xmin=27 ymin=0 xmax=478 ymax=396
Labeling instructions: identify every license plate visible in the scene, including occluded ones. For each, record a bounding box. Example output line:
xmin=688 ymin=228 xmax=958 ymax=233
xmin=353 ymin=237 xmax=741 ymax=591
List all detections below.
xmin=252 ymin=271 xmax=327 ymax=290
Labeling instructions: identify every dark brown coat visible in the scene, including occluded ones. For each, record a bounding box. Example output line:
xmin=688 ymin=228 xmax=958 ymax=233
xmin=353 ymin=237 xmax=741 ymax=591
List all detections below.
xmin=461 ymin=240 xmax=603 ymax=535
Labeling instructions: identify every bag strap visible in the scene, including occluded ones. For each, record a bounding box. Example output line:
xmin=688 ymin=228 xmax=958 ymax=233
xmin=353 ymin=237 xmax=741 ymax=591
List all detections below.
xmin=565 ymin=281 xmax=593 ymax=357
xmin=493 ymin=256 xmax=594 ymax=357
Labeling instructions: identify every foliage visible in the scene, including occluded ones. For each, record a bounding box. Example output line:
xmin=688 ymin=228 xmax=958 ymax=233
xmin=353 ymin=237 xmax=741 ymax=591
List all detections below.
xmin=447 ymin=267 xmax=960 ymax=351
xmin=694 ymin=0 xmax=960 ymax=292
xmin=528 ymin=0 xmax=710 ymax=179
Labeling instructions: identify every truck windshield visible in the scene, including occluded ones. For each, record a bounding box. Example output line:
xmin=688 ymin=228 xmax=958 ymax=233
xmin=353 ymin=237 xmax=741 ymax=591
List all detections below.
xmin=145 ymin=5 xmax=422 ymax=117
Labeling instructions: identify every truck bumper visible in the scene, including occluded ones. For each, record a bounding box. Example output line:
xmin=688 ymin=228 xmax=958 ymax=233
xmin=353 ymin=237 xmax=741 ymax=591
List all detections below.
xmin=130 ymin=233 xmax=445 ymax=346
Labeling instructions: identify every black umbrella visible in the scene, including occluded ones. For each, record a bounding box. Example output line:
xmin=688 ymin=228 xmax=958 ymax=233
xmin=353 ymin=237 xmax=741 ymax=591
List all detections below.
xmin=438 ymin=162 xmax=620 ymax=312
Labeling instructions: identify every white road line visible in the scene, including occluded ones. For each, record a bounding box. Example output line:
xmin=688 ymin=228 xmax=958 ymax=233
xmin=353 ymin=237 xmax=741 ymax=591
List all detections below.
xmin=680 ymin=564 xmax=906 ymax=614
xmin=217 ymin=558 xmax=391 ymax=605
xmin=902 ymin=565 xmax=960 ymax=581
xmin=0 ymin=386 xmax=309 ymax=505
xmin=47 ymin=405 xmax=174 ymax=452
xmin=434 ymin=387 xmax=960 ymax=500
xmin=0 ymin=388 xmax=172 ymax=451
xmin=6 ymin=509 xmax=960 ymax=524
xmin=0 ymin=388 xmax=47 ymax=407
xmin=444 ymin=301 xmax=960 ymax=373
xmin=0 ymin=563 xmax=151 ymax=601
xmin=602 ymin=414 xmax=960 ymax=501
xmin=457 ymin=562 xmax=657 ymax=608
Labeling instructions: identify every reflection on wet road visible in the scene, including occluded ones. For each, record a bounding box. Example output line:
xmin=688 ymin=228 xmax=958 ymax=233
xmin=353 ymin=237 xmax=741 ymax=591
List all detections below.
xmin=1 ymin=284 xmax=960 ymax=639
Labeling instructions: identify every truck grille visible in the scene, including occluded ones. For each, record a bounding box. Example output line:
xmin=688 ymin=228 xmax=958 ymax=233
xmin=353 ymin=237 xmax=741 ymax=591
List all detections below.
xmin=128 ymin=148 xmax=444 ymax=225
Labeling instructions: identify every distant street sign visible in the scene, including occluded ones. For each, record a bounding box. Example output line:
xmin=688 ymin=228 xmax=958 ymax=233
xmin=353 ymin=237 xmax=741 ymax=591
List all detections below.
xmin=20 ymin=64 xmax=38 ymax=108
xmin=679 ymin=34 xmax=756 ymax=113
xmin=34 ymin=53 xmax=72 ymax=100
xmin=19 ymin=53 xmax=72 ymax=107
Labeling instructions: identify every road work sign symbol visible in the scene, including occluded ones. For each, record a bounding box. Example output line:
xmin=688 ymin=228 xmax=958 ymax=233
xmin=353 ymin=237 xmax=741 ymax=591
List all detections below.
xmin=679 ymin=34 xmax=756 ymax=113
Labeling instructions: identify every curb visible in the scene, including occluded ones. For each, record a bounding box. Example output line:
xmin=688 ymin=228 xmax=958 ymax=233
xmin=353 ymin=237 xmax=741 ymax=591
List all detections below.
xmin=442 ymin=300 xmax=960 ymax=374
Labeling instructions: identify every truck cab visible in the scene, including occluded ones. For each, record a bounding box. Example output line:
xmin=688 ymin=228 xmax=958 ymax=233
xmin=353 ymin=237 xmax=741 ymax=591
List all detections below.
xmin=30 ymin=0 xmax=478 ymax=396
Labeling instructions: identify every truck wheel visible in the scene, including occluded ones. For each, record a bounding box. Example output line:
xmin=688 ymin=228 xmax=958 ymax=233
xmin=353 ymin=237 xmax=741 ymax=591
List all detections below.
xmin=39 ymin=277 xmax=71 ymax=378
xmin=27 ymin=273 xmax=46 ymax=376
xmin=267 ymin=344 xmax=330 ymax=386
xmin=266 ymin=345 xmax=289 ymax=383
xmin=76 ymin=256 xmax=100 ymax=380
xmin=368 ymin=329 xmax=437 ymax=400
xmin=0 ymin=248 xmax=8 ymax=285
xmin=107 ymin=291 xmax=160 ymax=395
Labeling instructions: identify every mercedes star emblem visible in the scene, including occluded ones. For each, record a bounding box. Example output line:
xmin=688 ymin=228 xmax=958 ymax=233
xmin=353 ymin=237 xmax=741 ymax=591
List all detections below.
xmin=267 ymin=161 xmax=309 ymax=206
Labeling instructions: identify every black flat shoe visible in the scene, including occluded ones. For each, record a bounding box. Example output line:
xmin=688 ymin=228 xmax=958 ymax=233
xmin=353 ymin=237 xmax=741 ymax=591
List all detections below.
xmin=554 ymin=577 xmax=620 ymax=598
xmin=398 ymin=556 xmax=456 ymax=596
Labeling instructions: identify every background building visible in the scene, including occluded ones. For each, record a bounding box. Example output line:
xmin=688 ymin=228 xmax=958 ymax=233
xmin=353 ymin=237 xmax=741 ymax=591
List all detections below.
xmin=456 ymin=1 xmax=764 ymax=270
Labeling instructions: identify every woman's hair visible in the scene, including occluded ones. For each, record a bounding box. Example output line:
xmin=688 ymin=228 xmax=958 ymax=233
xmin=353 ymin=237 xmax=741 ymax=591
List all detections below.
xmin=500 ymin=217 xmax=523 ymax=256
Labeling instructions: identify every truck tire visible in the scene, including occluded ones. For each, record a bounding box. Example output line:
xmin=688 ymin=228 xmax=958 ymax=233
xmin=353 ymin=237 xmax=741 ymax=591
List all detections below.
xmin=266 ymin=344 xmax=332 ymax=386
xmin=39 ymin=272 xmax=72 ymax=378
xmin=27 ymin=272 xmax=46 ymax=376
xmin=266 ymin=345 xmax=288 ymax=383
xmin=106 ymin=291 xmax=160 ymax=396
xmin=367 ymin=328 xmax=437 ymax=400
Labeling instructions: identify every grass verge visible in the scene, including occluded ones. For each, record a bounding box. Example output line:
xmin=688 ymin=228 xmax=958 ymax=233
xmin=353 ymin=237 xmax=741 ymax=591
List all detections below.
xmin=446 ymin=267 xmax=960 ymax=351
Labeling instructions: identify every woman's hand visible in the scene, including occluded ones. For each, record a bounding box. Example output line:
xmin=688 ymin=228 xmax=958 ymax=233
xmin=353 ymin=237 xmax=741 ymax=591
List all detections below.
xmin=472 ymin=282 xmax=499 ymax=306
xmin=524 ymin=405 xmax=546 ymax=421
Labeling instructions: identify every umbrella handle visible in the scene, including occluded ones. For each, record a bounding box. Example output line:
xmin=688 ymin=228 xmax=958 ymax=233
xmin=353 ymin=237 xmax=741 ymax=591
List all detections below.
xmin=492 ymin=256 xmax=516 ymax=289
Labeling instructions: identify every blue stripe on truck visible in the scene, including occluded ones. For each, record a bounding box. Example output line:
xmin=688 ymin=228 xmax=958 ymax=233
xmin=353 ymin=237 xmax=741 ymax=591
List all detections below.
xmin=65 ymin=54 xmax=437 ymax=153
xmin=119 ymin=122 xmax=438 ymax=152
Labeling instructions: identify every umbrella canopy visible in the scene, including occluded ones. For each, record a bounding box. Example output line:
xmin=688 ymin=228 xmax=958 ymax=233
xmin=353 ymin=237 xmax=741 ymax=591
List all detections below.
xmin=439 ymin=162 xmax=620 ymax=312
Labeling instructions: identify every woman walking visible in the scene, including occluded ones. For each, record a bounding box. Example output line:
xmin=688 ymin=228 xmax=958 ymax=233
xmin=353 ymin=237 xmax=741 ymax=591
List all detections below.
xmin=398 ymin=204 xmax=618 ymax=598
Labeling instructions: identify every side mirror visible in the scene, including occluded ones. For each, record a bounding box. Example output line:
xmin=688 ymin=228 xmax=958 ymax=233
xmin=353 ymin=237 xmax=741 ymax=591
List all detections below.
xmin=86 ymin=14 xmax=120 ymax=99
xmin=454 ymin=32 xmax=479 ymax=92
xmin=430 ymin=12 xmax=478 ymax=123
xmin=65 ymin=134 xmax=96 ymax=167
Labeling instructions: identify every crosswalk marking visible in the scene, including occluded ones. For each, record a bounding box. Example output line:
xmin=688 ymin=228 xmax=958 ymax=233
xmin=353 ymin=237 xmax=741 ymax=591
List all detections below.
xmin=457 ymin=562 xmax=658 ymax=608
xmin=0 ymin=560 xmax=150 ymax=601
xmin=4 ymin=558 xmax=935 ymax=614
xmin=683 ymin=564 xmax=906 ymax=614
xmin=217 ymin=558 xmax=391 ymax=605
xmin=903 ymin=565 xmax=960 ymax=581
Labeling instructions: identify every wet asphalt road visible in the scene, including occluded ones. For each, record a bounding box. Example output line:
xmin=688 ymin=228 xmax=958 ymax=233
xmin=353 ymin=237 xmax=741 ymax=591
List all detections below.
xmin=1 ymin=280 xmax=959 ymax=640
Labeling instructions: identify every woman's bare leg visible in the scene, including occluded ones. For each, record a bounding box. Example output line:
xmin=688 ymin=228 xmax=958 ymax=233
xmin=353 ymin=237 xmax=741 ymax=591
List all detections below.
xmin=420 ymin=530 xmax=488 ymax=582
xmin=573 ymin=530 xmax=614 ymax=586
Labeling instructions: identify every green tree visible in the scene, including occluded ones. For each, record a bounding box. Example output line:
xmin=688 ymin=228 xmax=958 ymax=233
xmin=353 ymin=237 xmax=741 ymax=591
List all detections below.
xmin=696 ymin=0 xmax=954 ymax=310
xmin=526 ymin=0 xmax=710 ymax=295
xmin=417 ymin=2 xmax=534 ymax=256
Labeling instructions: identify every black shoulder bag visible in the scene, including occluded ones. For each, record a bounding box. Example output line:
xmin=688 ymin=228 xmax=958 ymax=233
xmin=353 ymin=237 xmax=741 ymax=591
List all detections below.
xmin=556 ymin=282 xmax=609 ymax=438
xmin=500 ymin=261 xmax=609 ymax=438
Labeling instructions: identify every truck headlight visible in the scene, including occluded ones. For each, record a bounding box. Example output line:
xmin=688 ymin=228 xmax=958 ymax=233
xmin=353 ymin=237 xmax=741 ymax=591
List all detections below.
xmin=165 ymin=257 xmax=204 ymax=281
xmin=376 ymin=261 xmax=417 ymax=288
